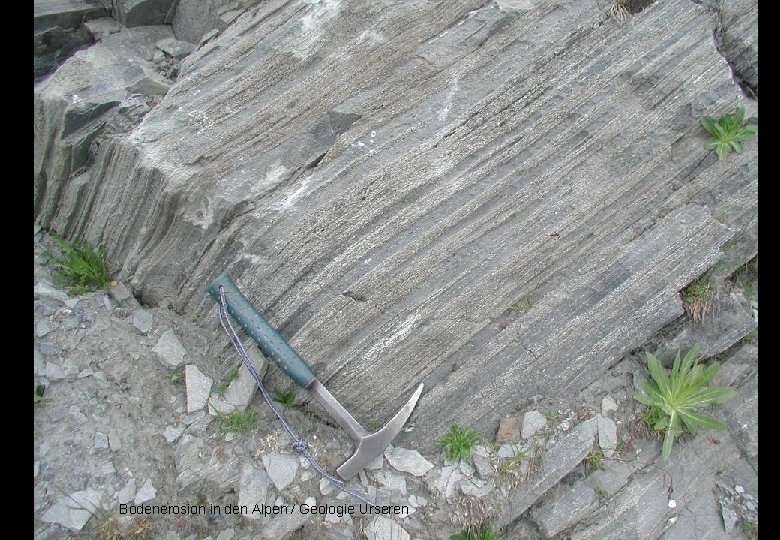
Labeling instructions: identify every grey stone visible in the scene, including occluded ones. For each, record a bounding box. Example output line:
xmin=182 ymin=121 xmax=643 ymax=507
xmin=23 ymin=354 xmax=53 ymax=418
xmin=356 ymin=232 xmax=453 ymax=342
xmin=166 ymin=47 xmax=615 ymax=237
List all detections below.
xmin=164 ymin=425 xmax=186 ymax=443
xmin=601 ymin=395 xmax=618 ymax=415
xmin=262 ymin=453 xmax=298 ymax=491
xmin=41 ymin=501 xmax=91 ymax=531
xmin=365 ymin=453 xmax=384 ymax=470
xmin=472 ymin=446 xmax=494 ymax=478
xmin=223 ymin=341 xmax=266 ymax=410
xmin=372 ymin=470 xmax=407 ymax=495
xmin=237 ymin=464 xmax=269 ymax=520
xmin=37 ymin=341 xmax=58 ymax=356
xmin=384 ymin=446 xmax=434 ymax=476
xmin=34 ymin=0 xmax=109 ymax=32
xmin=34 ymin=282 xmax=69 ymax=303
xmin=597 ymin=415 xmax=618 ymax=457
xmin=45 ymin=362 xmax=66 ymax=381
xmin=34 ymin=348 xmax=46 ymax=376
xmin=173 ymin=0 xmax=227 ymax=44
xmin=496 ymin=415 xmax=522 ymax=444
xmin=433 ymin=464 xmax=463 ymax=501
xmin=185 ymin=364 xmax=213 ymax=412
xmin=133 ymin=309 xmax=154 ymax=334
xmin=460 ymin=477 xmax=495 ymax=498
xmin=216 ymin=530 xmax=235 ymax=540
xmin=156 ymin=38 xmax=197 ymax=59
xmin=109 ymin=282 xmax=135 ymax=306
xmin=83 ymin=18 xmax=124 ymax=41
xmin=108 ymin=430 xmax=122 ymax=451
xmin=496 ymin=418 xmax=598 ymax=528
xmin=154 ymin=330 xmax=188 ymax=368
xmin=720 ymin=500 xmax=739 ymax=533
xmin=36 ymin=320 xmax=53 ymax=338
xmin=114 ymin=0 xmax=177 ymax=26
xmin=364 ymin=515 xmax=410 ymax=540
xmin=320 ymin=477 xmax=334 ymax=496
xmin=521 ymin=411 xmax=548 ymax=439
xmin=117 ymin=478 xmax=137 ymax=504
xmin=94 ymin=431 xmax=109 ymax=449
xmin=34 ymin=461 xmax=40 ymax=478
xmin=134 ymin=478 xmax=157 ymax=504
xmin=208 ymin=396 xmax=235 ymax=416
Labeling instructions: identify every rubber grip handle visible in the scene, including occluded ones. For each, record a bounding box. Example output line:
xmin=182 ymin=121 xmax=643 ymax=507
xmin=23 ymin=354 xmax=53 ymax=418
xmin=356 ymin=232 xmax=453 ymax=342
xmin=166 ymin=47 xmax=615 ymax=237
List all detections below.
xmin=207 ymin=272 xmax=316 ymax=388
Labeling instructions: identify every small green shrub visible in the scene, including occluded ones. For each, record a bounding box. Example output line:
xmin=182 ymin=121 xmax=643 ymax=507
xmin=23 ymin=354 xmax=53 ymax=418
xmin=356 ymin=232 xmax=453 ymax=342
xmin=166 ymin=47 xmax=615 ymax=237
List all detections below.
xmin=510 ymin=297 xmax=532 ymax=315
xmin=272 ymin=388 xmax=296 ymax=407
xmin=48 ymin=231 xmax=112 ymax=295
xmin=681 ymin=272 xmax=715 ymax=322
xmin=218 ymin=410 xmax=256 ymax=433
xmin=594 ymin=486 xmax=609 ymax=498
xmin=587 ymin=448 xmax=606 ymax=471
xmin=450 ymin=526 xmax=503 ymax=540
xmin=701 ymin=106 xmax=757 ymax=159
xmin=439 ymin=424 xmax=480 ymax=463
xmin=634 ymin=345 xmax=735 ymax=460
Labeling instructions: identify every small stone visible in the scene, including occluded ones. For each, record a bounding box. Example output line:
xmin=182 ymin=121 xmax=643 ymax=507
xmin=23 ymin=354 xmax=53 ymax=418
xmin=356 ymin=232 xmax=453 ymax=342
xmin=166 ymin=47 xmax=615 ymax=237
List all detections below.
xmin=156 ymin=38 xmax=196 ymax=59
xmin=108 ymin=430 xmax=122 ymax=451
xmin=320 ymin=477 xmax=334 ymax=495
xmin=224 ymin=432 xmax=235 ymax=442
xmin=668 ymin=499 xmax=677 ymax=509
xmin=521 ymin=411 xmax=548 ymax=439
xmin=373 ymin=470 xmax=407 ymax=495
xmin=472 ymin=446 xmax=494 ymax=478
xmin=601 ymin=395 xmax=619 ymax=415
xmin=304 ymin=497 xmax=316 ymax=507
xmin=153 ymin=330 xmax=188 ymax=368
xmin=597 ymin=415 xmax=618 ymax=457
xmin=745 ymin=501 xmax=756 ymax=511
xmin=78 ymin=369 xmax=94 ymax=378
xmin=94 ymin=432 xmax=109 ymax=449
xmin=164 ymin=425 xmax=185 ymax=443
xmin=364 ymin=516 xmax=410 ymax=540
xmin=384 ymin=447 xmax=434 ymax=476
xmin=132 ymin=309 xmax=153 ymax=334
xmin=224 ymin=341 xmax=266 ymax=410
xmin=36 ymin=320 xmax=52 ymax=337
xmin=720 ymin=500 xmax=739 ymax=532
xmin=41 ymin=497 xmax=93 ymax=531
xmin=185 ymin=365 xmax=213 ymax=412
xmin=38 ymin=341 xmax=58 ymax=356
xmin=735 ymin=485 xmax=744 ymax=493
xmin=45 ymin=362 xmax=66 ymax=381
xmin=216 ymin=530 xmax=234 ymax=540
xmin=34 ymin=282 xmax=69 ymax=303
xmin=262 ymin=454 xmax=299 ymax=491
xmin=183 ymin=410 xmax=205 ymax=425
xmin=496 ymin=416 xmax=522 ymax=443
xmin=153 ymin=50 xmax=165 ymax=64
xmin=117 ymin=479 xmax=136 ymax=505
xmin=134 ymin=479 xmax=157 ymax=504
xmin=208 ymin=396 xmax=236 ymax=416
xmin=34 ymin=348 xmax=46 ymax=376
xmin=434 ymin=465 xmax=463 ymax=500
xmin=460 ymin=477 xmax=495 ymax=497
xmin=498 ymin=443 xmax=523 ymax=458
xmin=34 ymin=461 xmax=40 ymax=478
xmin=238 ymin=464 xmax=269 ymax=520
xmin=109 ymin=282 xmax=134 ymax=306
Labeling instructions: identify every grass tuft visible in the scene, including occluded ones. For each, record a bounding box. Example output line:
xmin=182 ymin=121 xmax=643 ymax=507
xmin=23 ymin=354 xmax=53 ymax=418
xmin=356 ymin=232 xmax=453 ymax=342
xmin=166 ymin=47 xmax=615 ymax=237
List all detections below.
xmin=450 ymin=526 xmax=503 ymax=540
xmin=217 ymin=410 xmax=257 ymax=433
xmin=439 ymin=424 xmax=481 ymax=463
xmin=48 ymin=231 xmax=112 ymax=296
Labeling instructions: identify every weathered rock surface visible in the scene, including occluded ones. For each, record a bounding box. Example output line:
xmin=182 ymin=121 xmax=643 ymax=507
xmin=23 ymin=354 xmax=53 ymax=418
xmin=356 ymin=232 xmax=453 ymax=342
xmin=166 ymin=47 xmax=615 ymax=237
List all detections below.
xmin=34 ymin=25 xmax=173 ymax=230
xmin=113 ymin=0 xmax=177 ymax=26
xmin=384 ymin=446 xmax=434 ymax=477
xmin=34 ymin=0 xmax=757 ymax=455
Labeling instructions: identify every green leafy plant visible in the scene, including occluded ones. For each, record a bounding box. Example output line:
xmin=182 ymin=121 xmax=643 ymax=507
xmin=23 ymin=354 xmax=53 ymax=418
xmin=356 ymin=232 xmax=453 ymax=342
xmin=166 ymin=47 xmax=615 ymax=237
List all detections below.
xmin=587 ymin=448 xmax=606 ymax=471
xmin=217 ymin=410 xmax=256 ymax=433
xmin=742 ymin=520 xmax=758 ymax=539
xmin=700 ymin=106 xmax=757 ymax=159
xmin=450 ymin=526 xmax=503 ymax=540
xmin=496 ymin=450 xmax=527 ymax=477
xmin=510 ymin=297 xmax=532 ymax=315
xmin=48 ymin=231 xmax=112 ymax=295
xmin=594 ymin=486 xmax=609 ymax=498
xmin=272 ymin=388 xmax=296 ymax=407
xmin=439 ymin=424 xmax=481 ymax=463
xmin=34 ymin=384 xmax=52 ymax=404
xmin=634 ymin=346 xmax=735 ymax=460
xmin=170 ymin=371 xmax=184 ymax=383
xmin=216 ymin=368 xmax=240 ymax=396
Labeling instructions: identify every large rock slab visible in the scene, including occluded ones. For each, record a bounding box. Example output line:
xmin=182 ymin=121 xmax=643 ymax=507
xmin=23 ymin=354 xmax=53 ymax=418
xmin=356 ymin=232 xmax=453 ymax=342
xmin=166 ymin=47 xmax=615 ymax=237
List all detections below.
xmin=36 ymin=0 xmax=756 ymax=451
xmin=113 ymin=0 xmax=177 ymax=26
xmin=34 ymin=0 xmax=109 ymax=32
xmin=34 ymin=25 xmax=173 ymax=230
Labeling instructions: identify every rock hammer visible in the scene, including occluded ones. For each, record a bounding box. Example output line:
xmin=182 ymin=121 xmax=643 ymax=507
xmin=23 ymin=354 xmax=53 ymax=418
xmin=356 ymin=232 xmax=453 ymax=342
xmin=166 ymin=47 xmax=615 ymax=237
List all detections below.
xmin=208 ymin=272 xmax=423 ymax=479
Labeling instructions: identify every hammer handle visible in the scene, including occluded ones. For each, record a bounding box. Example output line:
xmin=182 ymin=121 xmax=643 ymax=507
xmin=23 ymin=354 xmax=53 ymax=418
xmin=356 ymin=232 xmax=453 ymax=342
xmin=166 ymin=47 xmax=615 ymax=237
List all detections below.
xmin=207 ymin=272 xmax=316 ymax=388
